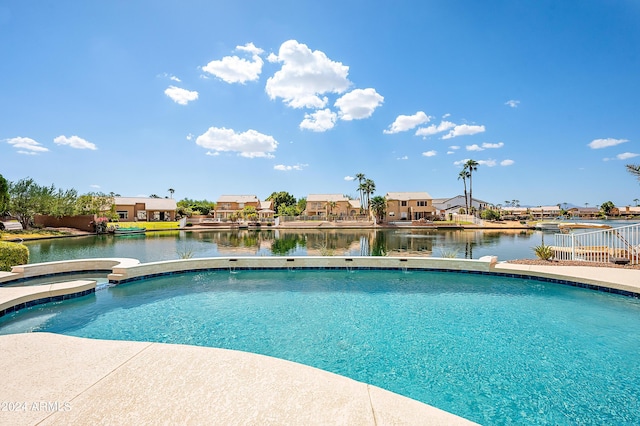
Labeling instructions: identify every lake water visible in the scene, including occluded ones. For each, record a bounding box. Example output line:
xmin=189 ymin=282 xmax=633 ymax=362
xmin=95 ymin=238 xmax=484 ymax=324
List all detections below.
xmin=23 ymin=228 xmax=550 ymax=264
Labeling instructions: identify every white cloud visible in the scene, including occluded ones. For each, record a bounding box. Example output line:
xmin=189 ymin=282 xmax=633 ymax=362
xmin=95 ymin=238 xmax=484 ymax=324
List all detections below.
xmin=617 ymin=152 xmax=639 ymax=160
xmin=186 ymin=133 xmax=194 ymax=141
xmin=205 ymin=151 xmax=220 ymax=156
xmin=415 ymin=121 xmax=456 ymax=137
xmin=588 ymin=138 xmax=629 ymax=149
xmin=482 ymin=142 xmax=504 ymax=149
xmin=90 ymin=184 xmax=101 ymax=188
xmin=466 ymin=144 xmax=484 ymax=151
xmin=397 ymin=155 xmax=409 ymax=160
xmin=384 ymin=111 xmax=430 ymax=134
xmin=274 ymin=163 xmax=308 ymax=171
xmin=335 ymin=88 xmax=384 ymax=120
xmin=159 ymin=72 xmax=181 ymax=82
xmin=442 ymin=113 xmax=451 ymax=119
xmin=202 ymin=42 xmax=264 ymax=84
xmin=54 ymin=135 xmax=97 ymax=150
xmin=6 ymin=136 xmax=49 ymax=154
xmin=505 ymin=100 xmax=520 ymax=108
xmin=453 ymin=158 xmax=496 ymax=167
xmin=195 ymin=126 xmax=278 ymax=158
xmin=265 ymin=40 xmax=351 ymax=108
xmin=442 ymin=124 xmax=486 ymax=140
xmin=299 ymin=109 xmax=337 ymax=132
xmin=449 ymin=145 xmax=460 ymax=150
xmin=422 ymin=150 xmax=437 ymax=157
xmin=164 ymin=86 xmax=199 ymax=105
xmin=344 ymin=176 xmax=355 ymax=181
xmin=500 ymin=159 xmax=515 ymax=166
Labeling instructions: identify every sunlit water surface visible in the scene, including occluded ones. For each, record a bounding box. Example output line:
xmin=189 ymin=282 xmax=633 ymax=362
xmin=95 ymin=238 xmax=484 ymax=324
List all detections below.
xmin=2 ymin=270 xmax=639 ymax=425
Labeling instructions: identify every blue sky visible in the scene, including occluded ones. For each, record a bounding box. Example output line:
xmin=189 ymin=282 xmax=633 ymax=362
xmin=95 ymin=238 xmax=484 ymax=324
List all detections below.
xmin=1 ymin=1 xmax=639 ymax=207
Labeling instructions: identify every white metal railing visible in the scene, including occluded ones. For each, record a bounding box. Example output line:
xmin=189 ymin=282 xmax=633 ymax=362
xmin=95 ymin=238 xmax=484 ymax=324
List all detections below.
xmin=451 ymin=214 xmax=485 ymax=226
xmin=553 ymin=223 xmax=640 ymax=264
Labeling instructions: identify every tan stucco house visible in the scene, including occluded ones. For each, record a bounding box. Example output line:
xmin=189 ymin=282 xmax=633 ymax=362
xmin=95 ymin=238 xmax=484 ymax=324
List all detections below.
xmin=113 ymin=197 xmax=177 ymax=222
xmin=304 ymin=194 xmax=361 ymax=217
xmin=215 ymin=195 xmax=274 ymax=221
xmin=384 ymin=192 xmax=436 ymax=221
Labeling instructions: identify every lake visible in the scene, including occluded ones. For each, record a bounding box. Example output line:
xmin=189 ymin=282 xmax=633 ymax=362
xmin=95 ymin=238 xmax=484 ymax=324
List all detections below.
xmin=23 ymin=228 xmax=550 ymax=264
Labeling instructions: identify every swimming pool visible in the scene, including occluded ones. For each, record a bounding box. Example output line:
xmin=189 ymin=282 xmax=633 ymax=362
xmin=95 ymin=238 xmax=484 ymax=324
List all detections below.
xmin=2 ymin=269 xmax=639 ymax=424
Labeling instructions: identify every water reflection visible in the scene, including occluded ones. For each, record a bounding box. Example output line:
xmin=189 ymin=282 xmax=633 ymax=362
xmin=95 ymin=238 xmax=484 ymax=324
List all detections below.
xmin=24 ymin=228 xmax=541 ymax=264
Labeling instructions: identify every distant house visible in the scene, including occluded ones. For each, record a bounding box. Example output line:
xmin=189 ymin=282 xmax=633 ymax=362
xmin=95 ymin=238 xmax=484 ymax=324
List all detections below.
xmin=215 ymin=195 xmax=274 ymax=221
xmin=432 ymin=195 xmax=490 ymax=216
xmin=567 ymin=207 xmax=600 ymax=218
xmin=113 ymin=197 xmax=177 ymax=222
xmin=619 ymin=206 xmax=640 ymax=217
xmin=528 ymin=205 xmax=562 ymax=219
xmin=384 ymin=192 xmax=435 ymax=221
xmin=304 ymin=194 xmax=361 ymax=217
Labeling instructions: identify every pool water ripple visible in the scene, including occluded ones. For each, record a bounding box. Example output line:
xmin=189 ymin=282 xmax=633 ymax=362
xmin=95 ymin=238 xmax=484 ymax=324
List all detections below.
xmin=1 ymin=270 xmax=639 ymax=424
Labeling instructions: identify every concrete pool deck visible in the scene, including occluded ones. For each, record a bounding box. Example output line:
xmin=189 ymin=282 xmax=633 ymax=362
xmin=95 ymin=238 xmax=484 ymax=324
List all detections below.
xmin=0 ymin=333 xmax=477 ymax=425
xmin=1 ymin=258 xmax=639 ymax=424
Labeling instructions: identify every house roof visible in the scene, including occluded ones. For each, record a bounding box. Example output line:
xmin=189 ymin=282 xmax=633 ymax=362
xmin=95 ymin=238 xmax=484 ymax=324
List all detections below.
xmin=259 ymin=200 xmax=273 ymax=210
xmin=306 ymin=194 xmax=352 ymax=202
xmin=114 ymin=197 xmax=177 ymax=210
xmin=217 ymin=195 xmax=260 ymax=203
xmin=385 ymin=191 xmax=432 ymax=200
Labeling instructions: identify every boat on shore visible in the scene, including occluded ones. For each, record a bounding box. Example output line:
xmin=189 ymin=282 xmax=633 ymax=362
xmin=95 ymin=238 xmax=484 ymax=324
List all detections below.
xmin=111 ymin=226 xmax=147 ymax=235
xmin=558 ymin=223 xmax=612 ymax=233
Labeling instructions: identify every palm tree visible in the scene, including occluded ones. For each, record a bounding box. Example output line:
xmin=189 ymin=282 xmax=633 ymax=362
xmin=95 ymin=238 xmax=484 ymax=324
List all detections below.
xmin=355 ymin=173 xmax=366 ymax=213
xmin=634 ymin=198 xmax=639 ymax=207
xmin=369 ymin=196 xmax=387 ymax=224
xmin=362 ymin=179 xmax=376 ymax=214
xmin=465 ymin=159 xmax=479 ymax=216
xmin=459 ymin=169 xmax=470 ymax=213
xmin=626 ymin=164 xmax=640 ymax=180
xmin=168 ymin=188 xmax=175 ymax=199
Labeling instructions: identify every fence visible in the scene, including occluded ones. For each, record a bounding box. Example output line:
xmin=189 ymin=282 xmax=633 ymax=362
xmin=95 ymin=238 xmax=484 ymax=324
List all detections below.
xmin=553 ymin=223 xmax=640 ymax=265
xmin=451 ymin=214 xmax=485 ymax=226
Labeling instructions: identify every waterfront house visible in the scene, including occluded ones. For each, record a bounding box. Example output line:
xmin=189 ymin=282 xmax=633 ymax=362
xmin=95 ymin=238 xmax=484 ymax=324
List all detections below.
xmin=304 ymin=194 xmax=361 ymax=218
xmin=384 ymin=192 xmax=436 ymax=221
xmin=432 ymin=195 xmax=489 ymax=217
xmin=215 ymin=195 xmax=274 ymax=221
xmin=113 ymin=197 xmax=177 ymax=222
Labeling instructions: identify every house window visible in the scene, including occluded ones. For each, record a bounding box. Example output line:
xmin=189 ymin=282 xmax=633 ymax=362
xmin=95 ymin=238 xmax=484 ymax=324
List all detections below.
xmin=137 ymin=211 xmax=147 ymax=220
xmin=117 ymin=211 xmax=128 ymax=220
xmin=153 ymin=211 xmax=160 ymax=221
xmin=401 ymin=201 xmax=407 ymax=207
xmin=417 ymin=201 xmax=427 ymax=207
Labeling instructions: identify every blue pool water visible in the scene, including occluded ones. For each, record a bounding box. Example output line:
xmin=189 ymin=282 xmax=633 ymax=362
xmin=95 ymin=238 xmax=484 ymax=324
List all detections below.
xmin=2 ymin=270 xmax=639 ymax=424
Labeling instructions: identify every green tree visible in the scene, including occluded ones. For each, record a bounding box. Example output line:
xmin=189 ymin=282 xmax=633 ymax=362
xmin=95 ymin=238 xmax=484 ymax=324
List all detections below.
xmin=464 ymin=159 xmax=479 ymax=216
xmin=75 ymin=192 xmax=116 ymax=218
xmin=360 ymin=178 xmax=376 ymax=213
xmin=600 ymin=201 xmax=615 ymax=216
xmin=370 ymin=196 xmax=387 ymax=224
xmin=266 ymin=191 xmax=297 ymax=216
xmin=0 ymin=174 xmax=9 ymax=215
xmin=8 ymin=178 xmax=54 ymax=229
xmin=168 ymin=188 xmax=175 ymax=199
xmin=48 ymin=188 xmax=78 ymax=218
xmin=241 ymin=206 xmax=258 ymax=221
xmin=177 ymin=198 xmax=215 ymax=215
xmin=355 ymin=173 xmax=366 ymax=213
xmin=458 ymin=169 xmax=470 ymax=213
xmin=480 ymin=209 xmax=500 ymax=221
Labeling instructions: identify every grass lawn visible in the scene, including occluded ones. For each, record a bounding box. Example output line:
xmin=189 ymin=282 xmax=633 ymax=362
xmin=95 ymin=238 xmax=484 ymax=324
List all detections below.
xmin=1 ymin=229 xmax=75 ymax=241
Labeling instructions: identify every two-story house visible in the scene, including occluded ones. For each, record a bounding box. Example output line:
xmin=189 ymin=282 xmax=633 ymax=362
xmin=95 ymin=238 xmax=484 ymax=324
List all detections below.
xmin=384 ymin=192 xmax=436 ymax=221
xmin=215 ymin=195 xmax=274 ymax=221
xmin=304 ymin=194 xmax=361 ymax=217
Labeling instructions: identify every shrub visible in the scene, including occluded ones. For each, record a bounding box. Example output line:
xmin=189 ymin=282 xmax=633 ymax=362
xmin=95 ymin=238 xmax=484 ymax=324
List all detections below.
xmin=0 ymin=241 xmax=29 ymax=271
xmin=533 ymin=244 xmax=554 ymax=261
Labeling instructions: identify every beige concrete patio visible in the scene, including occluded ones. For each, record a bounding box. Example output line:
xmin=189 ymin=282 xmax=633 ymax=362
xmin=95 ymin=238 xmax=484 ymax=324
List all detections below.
xmin=0 ymin=333 xmax=476 ymax=425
